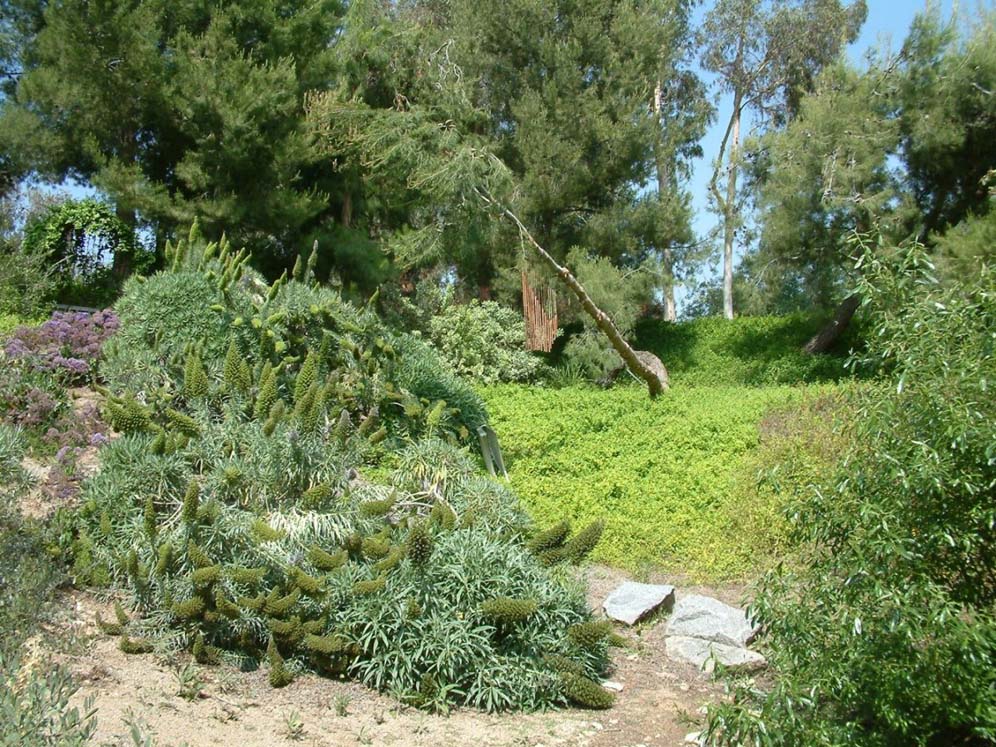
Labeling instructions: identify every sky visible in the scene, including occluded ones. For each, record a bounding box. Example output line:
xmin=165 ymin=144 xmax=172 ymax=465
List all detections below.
xmin=679 ymin=0 xmax=963 ymax=312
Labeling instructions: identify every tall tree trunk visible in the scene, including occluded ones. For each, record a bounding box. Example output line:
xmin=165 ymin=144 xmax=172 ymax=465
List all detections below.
xmin=803 ymin=294 xmax=860 ymax=354
xmin=662 ymin=244 xmax=677 ymax=322
xmin=722 ymin=91 xmax=742 ymax=321
xmin=112 ymin=204 xmax=136 ymax=278
xmin=113 ymin=129 xmax=138 ymax=279
xmin=482 ymin=192 xmax=668 ymax=398
xmin=654 ymin=80 xmax=678 ymax=323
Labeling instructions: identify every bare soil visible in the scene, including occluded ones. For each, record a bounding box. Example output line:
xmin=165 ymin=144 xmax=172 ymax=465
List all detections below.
xmin=42 ymin=567 xmax=747 ymax=747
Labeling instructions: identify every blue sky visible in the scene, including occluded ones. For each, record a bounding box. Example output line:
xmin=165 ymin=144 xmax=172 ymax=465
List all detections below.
xmin=679 ymin=0 xmax=962 ymax=311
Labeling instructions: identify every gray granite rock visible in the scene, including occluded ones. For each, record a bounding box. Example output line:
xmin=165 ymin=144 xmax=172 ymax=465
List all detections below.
xmin=665 ymin=635 xmax=767 ymax=673
xmin=603 ymin=581 xmax=676 ymax=625
xmin=666 ymin=594 xmax=757 ymax=648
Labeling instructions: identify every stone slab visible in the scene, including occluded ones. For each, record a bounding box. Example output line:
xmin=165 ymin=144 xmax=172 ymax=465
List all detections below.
xmin=666 ymin=594 xmax=757 ymax=648
xmin=603 ymin=581 xmax=675 ymax=625
xmin=665 ymin=635 xmax=767 ymax=674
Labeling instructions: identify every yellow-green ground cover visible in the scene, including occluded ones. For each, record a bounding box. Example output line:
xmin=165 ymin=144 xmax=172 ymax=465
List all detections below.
xmin=484 ymin=383 xmax=848 ymax=581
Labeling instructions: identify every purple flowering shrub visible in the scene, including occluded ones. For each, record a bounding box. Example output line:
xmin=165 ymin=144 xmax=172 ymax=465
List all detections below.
xmin=0 ymin=311 xmax=114 ymax=466
xmin=0 ymin=375 xmax=64 ymax=437
xmin=4 ymin=310 xmax=119 ymax=384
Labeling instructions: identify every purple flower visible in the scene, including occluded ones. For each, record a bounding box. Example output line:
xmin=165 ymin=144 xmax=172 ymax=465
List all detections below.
xmin=4 ymin=309 xmax=119 ymax=383
xmin=89 ymin=432 xmax=109 ymax=446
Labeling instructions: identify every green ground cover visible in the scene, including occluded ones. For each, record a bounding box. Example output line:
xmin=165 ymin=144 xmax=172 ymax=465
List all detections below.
xmin=632 ymin=314 xmax=858 ymax=386
xmin=484 ymin=383 xmax=847 ymax=581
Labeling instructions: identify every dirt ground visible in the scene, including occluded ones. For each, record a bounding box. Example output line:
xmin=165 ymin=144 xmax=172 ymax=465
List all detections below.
xmin=41 ymin=567 xmax=747 ymax=747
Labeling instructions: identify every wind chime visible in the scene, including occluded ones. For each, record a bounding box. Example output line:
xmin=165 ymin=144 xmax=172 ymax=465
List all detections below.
xmin=521 ymin=267 xmax=558 ymax=353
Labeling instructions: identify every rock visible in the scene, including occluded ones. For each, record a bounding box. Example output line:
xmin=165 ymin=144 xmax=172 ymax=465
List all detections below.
xmin=601 ymin=680 xmax=624 ymax=692
xmin=684 ymin=732 xmax=703 ymax=745
xmin=665 ymin=636 xmax=766 ymax=673
xmin=666 ymin=594 xmax=757 ymax=648
xmin=603 ymin=582 xmax=676 ymax=625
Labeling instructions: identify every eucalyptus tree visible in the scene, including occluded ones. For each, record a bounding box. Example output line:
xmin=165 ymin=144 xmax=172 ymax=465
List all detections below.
xmin=649 ymin=3 xmax=712 ymax=320
xmin=699 ymin=0 xmax=866 ymax=319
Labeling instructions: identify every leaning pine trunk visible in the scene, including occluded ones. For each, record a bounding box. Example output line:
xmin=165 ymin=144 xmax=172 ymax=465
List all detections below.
xmin=485 ymin=195 xmax=668 ymax=398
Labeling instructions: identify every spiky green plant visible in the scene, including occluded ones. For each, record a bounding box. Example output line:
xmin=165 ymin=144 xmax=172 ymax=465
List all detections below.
xmin=254 ymin=362 xmax=279 ymax=420
xmin=562 ymin=520 xmax=605 ymax=563
xmin=527 ymin=520 xmax=571 ymax=553
xmin=294 ymin=352 xmax=319 ymax=405
xmin=567 ymin=620 xmax=613 ymax=651
xmin=405 ymin=522 xmax=433 ymax=570
xmin=481 ymin=597 xmax=539 ymax=625
xmin=560 ymin=672 xmax=614 ymax=709
xmin=183 ymin=353 xmax=210 ymax=399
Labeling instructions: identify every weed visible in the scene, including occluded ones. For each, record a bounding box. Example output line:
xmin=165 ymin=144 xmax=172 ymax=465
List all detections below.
xmin=333 ymin=693 xmax=351 ymax=717
xmin=174 ymin=662 xmax=204 ymax=701
xmin=283 ymin=710 xmax=305 ymax=741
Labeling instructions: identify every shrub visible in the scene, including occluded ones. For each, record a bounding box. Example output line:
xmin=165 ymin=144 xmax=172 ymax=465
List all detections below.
xmin=483 ymin=382 xmax=846 ymax=580
xmin=0 ymin=311 xmax=112 ymax=458
xmin=0 ymin=313 xmax=44 ymax=340
xmin=558 ymin=248 xmax=654 ymax=381
xmin=0 ymin=242 xmax=58 ymax=320
xmin=0 ymin=654 xmax=97 ymax=747
xmin=427 ymin=300 xmax=542 ymax=384
xmin=0 ymin=368 xmax=66 ymax=440
xmin=101 ymin=229 xmax=486 ymax=439
xmin=102 ymin=271 xmax=233 ymax=392
xmin=391 ymin=334 xmax=489 ymax=433
xmin=71 ymin=382 xmax=607 ymax=712
xmin=69 ymin=231 xmax=604 ymax=712
xmin=706 ymin=243 xmax=996 ymax=745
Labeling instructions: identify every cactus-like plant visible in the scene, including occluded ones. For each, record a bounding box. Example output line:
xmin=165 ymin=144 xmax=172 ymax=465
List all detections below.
xmin=480 ymin=597 xmax=539 ymax=625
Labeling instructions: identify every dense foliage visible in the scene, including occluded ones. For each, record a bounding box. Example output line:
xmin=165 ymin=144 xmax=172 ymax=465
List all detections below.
xmin=747 ymin=10 xmax=996 ymax=314
xmin=427 ymin=300 xmax=542 ymax=385
xmin=484 ymin=382 xmax=845 ymax=579
xmin=706 ymin=242 xmax=996 ymax=744
xmin=21 ymin=199 xmax=146 ymax=307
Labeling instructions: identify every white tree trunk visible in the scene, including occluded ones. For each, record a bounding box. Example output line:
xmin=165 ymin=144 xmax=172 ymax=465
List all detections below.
xmin=722 ymin=96 xmax=741 ymax=320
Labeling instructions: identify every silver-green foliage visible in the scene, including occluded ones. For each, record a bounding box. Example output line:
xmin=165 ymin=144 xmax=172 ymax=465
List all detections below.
xmin=427 ymin=300 xmax=542 ymax=384
xmin=0 ymin=654 xmax=97 ymax=747
xmin=74 ymin=386 xmax=606 ymax=712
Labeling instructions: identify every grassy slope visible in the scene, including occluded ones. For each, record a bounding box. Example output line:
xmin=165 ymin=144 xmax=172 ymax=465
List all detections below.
xmin=485 ymin=382 xmax=844 ymax=581
xmin=633 ymin=314 xmax=857 ymax=387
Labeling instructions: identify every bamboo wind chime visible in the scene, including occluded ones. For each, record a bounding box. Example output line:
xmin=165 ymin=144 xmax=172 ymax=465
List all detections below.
xmin=521 ymin=269 xmax=558 ymax=352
